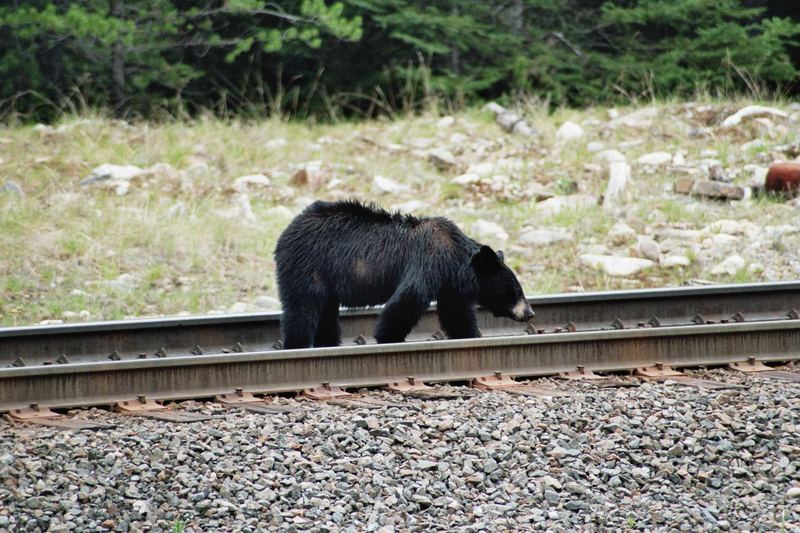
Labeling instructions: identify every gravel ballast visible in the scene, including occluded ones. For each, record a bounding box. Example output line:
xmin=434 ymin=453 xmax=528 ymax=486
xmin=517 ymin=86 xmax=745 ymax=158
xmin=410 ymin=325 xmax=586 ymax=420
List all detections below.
xmin=1 ymin=371 xmax=798 ymax=532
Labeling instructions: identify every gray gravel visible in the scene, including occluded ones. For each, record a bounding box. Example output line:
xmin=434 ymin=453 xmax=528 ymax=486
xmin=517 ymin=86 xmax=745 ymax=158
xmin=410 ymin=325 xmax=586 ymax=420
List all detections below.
xmin=1 ymin=370 xmax=799 ymax=532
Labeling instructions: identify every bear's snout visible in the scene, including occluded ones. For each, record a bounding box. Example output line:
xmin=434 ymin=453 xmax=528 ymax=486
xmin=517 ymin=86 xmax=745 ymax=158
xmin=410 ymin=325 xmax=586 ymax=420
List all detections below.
xmin=511 ymin=299 xmax=535 ymax=322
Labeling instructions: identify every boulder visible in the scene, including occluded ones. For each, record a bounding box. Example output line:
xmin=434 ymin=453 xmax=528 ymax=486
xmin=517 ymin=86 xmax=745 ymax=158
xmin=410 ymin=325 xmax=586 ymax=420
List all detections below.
xmin=556 ymin=121 xmax=584 ymax=143
xmin=580 ymin=254 xmax=656 ymax=277
xmin=471 ymin=219 xmax=509 ymax=243
xmin=721 ymin=105 xmax=788 ymax=128
xmin=519 ymin=228 xmax=573 ymax=246
xmin=373 ymin=175 xmax=411 ymax=194
xmin=607 ymin=222 xmax=636 ymax=245
xmin=637 ymin=152 xmax=672 ymax=166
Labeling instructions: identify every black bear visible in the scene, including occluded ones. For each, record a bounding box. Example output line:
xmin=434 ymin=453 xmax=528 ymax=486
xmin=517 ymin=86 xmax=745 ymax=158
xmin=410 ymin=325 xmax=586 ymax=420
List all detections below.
xmin=274 ymin=200 xmax=534 ymax=349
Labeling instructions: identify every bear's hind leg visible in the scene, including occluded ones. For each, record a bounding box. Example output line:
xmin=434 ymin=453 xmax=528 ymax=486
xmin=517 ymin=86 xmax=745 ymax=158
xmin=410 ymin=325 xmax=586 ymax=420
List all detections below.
xmin=280 ymin=297 xmax=321 ymax=349
xmin=313 ymin=296 xmax=341 ymax=347
xmin=374 ymin=286 xmax=431 ymax=344
xmin=437 ymin=290 xmax=480 ymax=339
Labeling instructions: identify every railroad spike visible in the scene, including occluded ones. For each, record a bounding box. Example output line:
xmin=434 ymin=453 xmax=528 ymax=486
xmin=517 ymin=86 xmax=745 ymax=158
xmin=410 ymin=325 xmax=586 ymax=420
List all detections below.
xmin=272 ymin=340 xmax=283 ymax=350
xmin=565 ymin=321 xmax=577 ymax=333
xmin=431 ymin=330 xmax=445 ymax=341
xmin=232 ymin=342 xmax=244 ymax=353
xmin=11 ymin=357 xmax=25 ymax=367
xmin=56 ymin=354 xmax=69 ymax=365
xmin=190 ymin=345 xmax=204 ymax=355
xmin=612 ymin=318 xmax=625 ymax=330
xmin=138 ymin=353 xmax=147 ymax=359
xmin=692 ymin=314 xmax=707 ymax=325
xmin=108 ymin=350 xmax=121 ymax=361
xmin=155 ymin=347 xmax=167 ymax=358
xmin=788 ymin=309 xmax=800 ymax=320
xmin=731 ymin=311 xmax=745 ymax=323
xmin=648 ymin=316 xmax=662 ymax=327
xmin=354 ymin=335 xmax=367 ymax=345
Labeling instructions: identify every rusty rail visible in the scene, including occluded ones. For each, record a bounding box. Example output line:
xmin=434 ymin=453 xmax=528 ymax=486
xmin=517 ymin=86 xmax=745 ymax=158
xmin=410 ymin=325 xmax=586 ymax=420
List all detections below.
xmin=1 ymin=318 xmax=799 ymax=412
xmin=3 ymin=281 xmax=800 ymax=367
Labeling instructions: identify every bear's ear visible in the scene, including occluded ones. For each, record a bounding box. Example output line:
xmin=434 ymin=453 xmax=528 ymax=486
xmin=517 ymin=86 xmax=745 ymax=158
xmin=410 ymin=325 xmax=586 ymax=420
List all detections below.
xmin=496 ymin=250 xmax=505 ymax=262
xmin=472 ymin=245 xmax=501 ymax=274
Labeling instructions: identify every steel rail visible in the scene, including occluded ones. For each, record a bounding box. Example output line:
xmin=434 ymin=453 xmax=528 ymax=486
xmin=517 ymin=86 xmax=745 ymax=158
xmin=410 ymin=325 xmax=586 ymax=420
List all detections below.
xmin=1 ymin=319 xmax=799 ymax=412
xmin=2 ymin=282 xmax=799 ymax=367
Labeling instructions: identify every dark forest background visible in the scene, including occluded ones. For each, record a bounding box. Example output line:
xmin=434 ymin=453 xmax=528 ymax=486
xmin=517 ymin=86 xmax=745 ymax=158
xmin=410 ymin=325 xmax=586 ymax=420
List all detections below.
xmin=2 ymin=0 xmax=799 ymax=122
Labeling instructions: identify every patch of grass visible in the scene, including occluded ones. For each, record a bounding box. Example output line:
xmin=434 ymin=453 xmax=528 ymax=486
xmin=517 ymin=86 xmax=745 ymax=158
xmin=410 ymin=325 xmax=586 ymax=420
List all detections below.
xmin=1 ymin=99 xmax=796 ymax=325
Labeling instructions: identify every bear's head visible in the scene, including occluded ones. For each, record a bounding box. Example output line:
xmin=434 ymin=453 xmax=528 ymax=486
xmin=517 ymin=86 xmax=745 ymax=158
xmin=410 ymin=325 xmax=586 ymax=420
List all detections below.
xmin=471 ymin=245 xmax=534 ymax=322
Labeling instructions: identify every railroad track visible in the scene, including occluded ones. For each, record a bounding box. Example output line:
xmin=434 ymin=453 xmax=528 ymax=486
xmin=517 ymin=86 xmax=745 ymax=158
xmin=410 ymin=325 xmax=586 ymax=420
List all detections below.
xmin=1 ymin=282 xmax=799 ymax=417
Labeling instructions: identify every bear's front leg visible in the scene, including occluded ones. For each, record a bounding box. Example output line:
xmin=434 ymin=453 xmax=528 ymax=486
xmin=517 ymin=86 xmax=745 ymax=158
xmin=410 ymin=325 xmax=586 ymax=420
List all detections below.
xmin=374 ymin=286 xmax=431 ymax=343
xmin=437 ymin=290 xmax=480 ymax=339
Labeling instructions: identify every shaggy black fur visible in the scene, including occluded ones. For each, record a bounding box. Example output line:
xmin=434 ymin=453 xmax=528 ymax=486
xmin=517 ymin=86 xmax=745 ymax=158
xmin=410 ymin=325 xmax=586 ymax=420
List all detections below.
xmin=274 ymin=200 xmax=533 ymax=349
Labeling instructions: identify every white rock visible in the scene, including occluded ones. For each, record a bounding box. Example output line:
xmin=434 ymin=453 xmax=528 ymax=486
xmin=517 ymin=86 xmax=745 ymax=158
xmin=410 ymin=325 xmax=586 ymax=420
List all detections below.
xmin=580 ymin=243 xmax=609 ymax=255
xmin=637 ymin=152 xmax=672 ymax=166
xmin=594 ymin=150 xmax=627 ymax=165
xmin=217 ymin=194 xmax=257 ymax=222
xmin=472 ymin=219 xmax=509 ymax=243
xmin=235 ymin=194 xmax=256 ymax=223
xmin=449 ymin=132 xmax=469 ymax=144
xmin=483 ymin=102 xmax=507 ymax=115
xmin=786 ymin=486 xmax=800 ymax=499
xmin=607 ymin=107 xmax=658 ymax=129
xmin=39 ymin=319 xmax=64 ymax=325
xmin=709 ymin=219 xmax=749 ymax=235
xmin=264 ymin=138 xmax=288 ymax=150
xmin=466 ymin=162 xmax=495 ymax=177
xmin=428 ymin=148 xmax=457 ymax=170
xmin=746 ymin=164 xmax=769 ymax=188
xmin=536 ymin=195 xmax=597 ymax=217
xmin=82 ymin=164 xmax=144 ymax=184
xmin=741 ymin=139 xmax=766 ymax=152
xmin=661 ymin=255 xmax=691 ymax=268
xmin=452 ymin=173 xmax=481 ymax=185
xmin=266 ymin=206 xmax=294 ymax=219
xmin=580 ymin=254 xmax=656 ymax=277
xmin=748 ymin=262 xmax=765 ymax=275
xmin=391 ymin=200 xmax=428 ymax=213
xmin=233 ymin=174 xmax=271 ymax=192
xmin=373 ymin=175 xmax=411 ymax=194
xmin=519 ymin=228 xmax=574 ymax=246
xmin=407 ymin=137 xmax=435 ymax=149
xmin=636 ymin=235 xmax=661 ymax=262
xmin=711 ymin=255 xmax=746 ymax=276
xmin=721 ymin=105 xmax=788 ymax=128
xmin=436 ymin=116 xmax=455 ymax=129
xmin=254 ymin=296 xmax=281 ymax=310
xmin=607 ymin=222 xmax=636 ymax=244
xmin=556 ymin=121 xmax=584 ymax=142
xmin=229 ymin=302 xmax=251 ymax=314
xmin=672 ymin=153 xmax=686 ymax=166
xmin=700 ymin=149 xmax=718 ymax=158
xmin=603 ymin=162 xmax=631 ymax=211
xmin=707 ymin=234 xmax=739 ymax=249
xmin=586 ymin=141 xmax=605 ymax=152
xmin=512 ymin=120 xmax=537 ymax=137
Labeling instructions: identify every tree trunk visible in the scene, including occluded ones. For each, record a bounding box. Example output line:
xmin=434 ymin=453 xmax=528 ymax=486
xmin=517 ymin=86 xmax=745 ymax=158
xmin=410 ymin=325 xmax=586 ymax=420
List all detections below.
xmin=510 ymin=0 xmax=524 ymax=35
xmin=450 ymin=3 xmax=460 ymax=75
xmin=110 ymin=0 xmax=126 ymax=115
